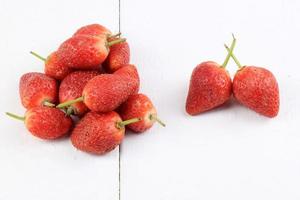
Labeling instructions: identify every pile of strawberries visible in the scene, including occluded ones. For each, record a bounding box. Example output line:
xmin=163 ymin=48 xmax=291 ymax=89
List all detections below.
xmin=186 ymin=35 xmax=280 ymax=117
xmin=7 ymin=24 xmax=165 ymax=155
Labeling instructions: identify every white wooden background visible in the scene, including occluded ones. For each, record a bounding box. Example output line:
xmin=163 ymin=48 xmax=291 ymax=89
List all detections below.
xmin=1 ymin=0 xmax=300 ymax=199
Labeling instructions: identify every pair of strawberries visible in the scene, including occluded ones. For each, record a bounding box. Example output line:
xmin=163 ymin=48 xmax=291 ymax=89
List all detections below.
xmin=186 ymin=36 xmax=280 ymax=117
xmin=7 ymin=24 xmax=165 ymax=155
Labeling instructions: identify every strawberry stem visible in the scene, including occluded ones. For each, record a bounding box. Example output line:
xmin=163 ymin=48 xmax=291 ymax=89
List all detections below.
xmin=150 ymin=114 xmax=166 ymax=127
xmin=107 ymin=38 xmax=126 ymax=47
xmin=66 ymin=106 xmax=75 ymax=116
xmin=109 ymin=32 xmax=121 ymax=38
xmin=221 ymin=34 xmax=236 ymax=68
xmin=6 ymin=112 xmax=25 ymax=121
xmin=224 ymin=44 xmax=242 ymax=68
xmin=30 ymin=51 xmax=46 ymax=62
xmin=43 ymin=101 xmax=55 ymax=107
xmin=56 ymin=96 xmax=84 ymax=108
xmin=117 ymin=118 xmax=141 ymax=129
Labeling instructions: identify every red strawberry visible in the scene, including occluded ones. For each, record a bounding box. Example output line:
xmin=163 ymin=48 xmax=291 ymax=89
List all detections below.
xmin=6 ymin=107 xmax=72 ymax=140
xmin=186 ymin=37 xmax=236 ymax=115
xmin=103 ymin=38 xmax=130 ymax=72
xmin=71 ymin=111 xmax=139 ymax=154
xmin=30 ymin=51 xmax=72 ymax=80
xmin=59 ymin=70 xmax=100 ymax=115
xmin=19 ymin=72 xmax=58 ymax=109
xmin=224 ymin=45 xmax=280 ymax=117
xmin=57 ymin=64 xmax=140 ymax=113
xmin=113 ymin=64 xmax=140 ymax=94
xmin=233 ymin=66 xmax=279 ymax=117
xmin=73 ymin=24 xmax=112 ymax=38
xmin=119 ymin=93 xmax=165 ymax=133
xmin=57 ymin=35 xmax=126 ymax=70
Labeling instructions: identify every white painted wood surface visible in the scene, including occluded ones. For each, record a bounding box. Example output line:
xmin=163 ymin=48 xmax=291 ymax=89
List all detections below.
xmin=121 ymin=0 xmax=300 ymax=199
xmin=1 ymin=0 xmax=300 ymax=199
xmin=0 ymin=0 xmax=119 ymax=199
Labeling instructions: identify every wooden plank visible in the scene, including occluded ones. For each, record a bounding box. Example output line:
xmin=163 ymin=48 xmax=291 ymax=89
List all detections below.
xmin=0 ymin=0 xmax=120 ymax=199
xmin=121 ymin=0 xmax=300 ymax=199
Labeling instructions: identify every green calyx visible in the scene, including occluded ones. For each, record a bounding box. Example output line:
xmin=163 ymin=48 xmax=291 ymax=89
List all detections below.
xmin=66 ymin=106 xmax=76 ymax=116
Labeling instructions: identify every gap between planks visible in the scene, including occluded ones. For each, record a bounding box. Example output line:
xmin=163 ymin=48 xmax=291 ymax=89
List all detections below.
xmin=118 ymin=1 xmax=121 ymax=200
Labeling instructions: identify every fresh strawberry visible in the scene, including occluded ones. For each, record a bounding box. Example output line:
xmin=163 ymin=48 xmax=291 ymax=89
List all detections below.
xmin=6 ymin=106 xmax=72 ymax=140
xmin=113 ymin=64 xmax=140 ymax=94
xmin=224 ymin=45 xmax=280 ymax=117
xmin=119 ymin=93 xmax=165 ymax=133
xmin=233 ymin=66 xmax=279 ymax=117
xmin=57 ymin=35 xmax=126 ymax=70
xmin=19 ymin=72 xmax=58 ymax=109
xmin=185 ymin=37 xmax=236 ymax=115
xmin=82 ymin=64 xmax=140 ymax=112
xmin=73 ymin=24 xmax=112 ymax=38
xmin=57 ymin=64 xmax=140 ymax=113
xmin=71 ymin=111 xmax=139 ymax=154
xmin=59 ymin=70 xmax=100 ymax=115
xmin=30 ymin=51 xmax=72 ymax=80
xmin=103 ymin=38 xmax=130 ymax=72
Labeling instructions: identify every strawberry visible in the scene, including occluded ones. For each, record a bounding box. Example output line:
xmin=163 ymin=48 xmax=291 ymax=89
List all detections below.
xmin=59 ymin=70 xmax=100 ymax=115
xmin=225 ymin=45 xmax=280 ymax=117
xmin=19 ymin=72 xmax=58 ymax=109
xmin=113 ymin=64 xmax=140 ymax=94
xmin=57 ymin=35 xmax=126 ymax=70
xmin=119 ymin=93 xmax=165 ymax=133
xmin=103 ymin=38 xmax=130 ymax=72
xmin=57 ymin=64 xmax=140 ymax=113
xmin=73 ymin=23 xmax=112 ymax=39
xmin=6 ymin=106 xmax=72 ymax=140
xmin=30 ymin=51 xmax=73 ymax=80
xmin=185 ymin=36 xmax=236 ymax=115
xmin=71 ymin=111 xmax=140 ymax=154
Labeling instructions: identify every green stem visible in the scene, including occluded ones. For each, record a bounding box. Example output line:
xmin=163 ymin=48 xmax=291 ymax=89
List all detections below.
xmin=6 ymin=112 xmax=25 ymax=121
xmin=43 ymin=101 xmax=55 ymax=107
xmin=107 ymin=38 xmax=126 ymax=47
xmin=221 ymin=34 xmax=236 ymax=68
xmin=109 ymin=32 xmax=121 ymax=38
xmin=30 ymin=51 xmax=46 ymax=62
xmin=150 ymin=114 xmax=166 ymax=127
xmin=224 ymin=44 xmax=242 ymax=68
xmin=117 ymin=118 xmax=141 ymax=129
xmin=66 ymin=106 xmax=75 ymax=116
xmin=56 ymin=96 xmax=84 ymax=108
